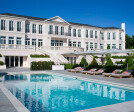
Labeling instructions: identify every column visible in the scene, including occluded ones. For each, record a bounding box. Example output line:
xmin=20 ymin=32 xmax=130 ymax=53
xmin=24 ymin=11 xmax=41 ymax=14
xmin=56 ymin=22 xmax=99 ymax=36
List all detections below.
xmin=18 ymin=56 xmax=20 ymax=67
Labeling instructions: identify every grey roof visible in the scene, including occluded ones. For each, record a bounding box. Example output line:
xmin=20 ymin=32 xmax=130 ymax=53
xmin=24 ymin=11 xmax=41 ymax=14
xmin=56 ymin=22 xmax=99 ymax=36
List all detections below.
xmin=0 ymin=13 xmax=47 ymax=21
xmin=0 ymin=13 xmax=121 ymax=30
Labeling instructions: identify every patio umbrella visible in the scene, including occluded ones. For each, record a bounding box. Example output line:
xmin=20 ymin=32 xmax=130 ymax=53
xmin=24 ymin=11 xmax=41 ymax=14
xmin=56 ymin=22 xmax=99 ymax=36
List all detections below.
xmin=101 ymin=49 xmax=128 ymax=54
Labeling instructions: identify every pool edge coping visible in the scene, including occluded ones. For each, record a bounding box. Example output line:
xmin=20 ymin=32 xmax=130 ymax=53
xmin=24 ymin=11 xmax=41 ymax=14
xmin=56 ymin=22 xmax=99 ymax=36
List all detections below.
xmin=0 ymin=83 xmax=30 ymax=112
xmin=3 ymin=71 xmax=134 ymax=112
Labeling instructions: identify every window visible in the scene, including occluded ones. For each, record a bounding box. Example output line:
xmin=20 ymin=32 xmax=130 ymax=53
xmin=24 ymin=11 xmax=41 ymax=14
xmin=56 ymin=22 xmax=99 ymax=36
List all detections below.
xmin=68 ymin=40 xmax=72 ymax=46
xmin=9 ymin=20 xmax=13 ymax=31
xmin=16 ymin=37 xmax=21 ymax=45
xmin=86 ymin=42 xmax=89 ymax=51
xmin=101 ymin=32 xmax=104 ymax=40
xmin=90 ymin=42 xmax=93 ymax=49
xmin=55 ymin=26 xmax=58 ymax=35
xmin=8 ymin=37 xmax=14 ymax=44
xmin=68 ymin=27 xmax=71 ymax=36
xmin=78 ymin=29 xmax=81 ymax=37
xmin=112 ymin=44 xmax=116 ymax=49
xmin=39 ymin=25 xmax=42 ymax=34
xmin=86 ymin=30 xmax=88 ymax=38
xmin=25 ymin=23 xmax=30 ymax=33
xmin=0 ymin=36 xmax=6 ymax=44
xmin=78 ymin=42 xmax=81 ymax=47
xmin=95 ymin=31 xmax=97 ymax=38
xmin=38 ymin=39 xmax=43 ymax=47
xmin=25 ymin=38 xmax=30 ymax=45
xmin=107 ymin=32 xmax=110 ymax=40
xmin=73 ymin=29 xmax=76 ymax=37
xmin=1 ymin=20 xmax=5 ymax=30
xmin=90 ymin=30 xmax=93 ymax=38
xmin=100 ymin=44 xmax=104 ymax=49
xmin=51 ymin=40 xmax=63 ymax=46
xmin=49 ymin=25 xmax=53 ymax=34
xmin=95 ymin=43 xmax=97 ymax=49
xmin=73 ymin=41 xmax=76 ymax=47
xmin=119 ymin=44 xmax=122 ymax=50
xmin=61 ymin=27 xmax=64 ymax=35
xmin=119 ymin=32 xmax=122 ymax=40
xmin=32 ymin=39 xmax=36 ymax=45
xmin=113 ymin=32 xmax=116 ymax=40
xmin=17 ymin=21 xmax=21 ymax=31
xmin=107 ymin=44 xmax=110 ymax=49
xmin=32 ymin=24 xmax=36 ymax=33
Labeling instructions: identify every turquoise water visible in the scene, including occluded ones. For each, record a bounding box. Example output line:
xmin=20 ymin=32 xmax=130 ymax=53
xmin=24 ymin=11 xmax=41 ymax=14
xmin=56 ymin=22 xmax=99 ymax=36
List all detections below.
xmin=4 ymin=74 xmax=134 ymax=112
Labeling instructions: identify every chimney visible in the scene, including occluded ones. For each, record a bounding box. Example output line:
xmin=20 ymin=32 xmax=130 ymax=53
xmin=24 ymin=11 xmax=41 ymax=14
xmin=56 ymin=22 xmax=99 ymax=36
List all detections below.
xmin=121 ymin=23 xmax=125 ymax=31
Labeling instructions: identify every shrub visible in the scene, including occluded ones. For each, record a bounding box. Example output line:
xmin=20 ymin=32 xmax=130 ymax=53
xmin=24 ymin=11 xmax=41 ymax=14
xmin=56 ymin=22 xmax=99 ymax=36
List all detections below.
xmin=80 ymin=57 xmax=88 ymax=67
xmin=85 ymin=57 xmax=100 ymax=70
xmin=30 ymin=61 xmax=54 ymax=70
xmin=0 ymin=54 xmax=2 ymax=57
xmin=65 ymin=64 xmax=79 ymax=69
xmin=0 ymin=61 xmax=4 ymax=65
xmin=30 ymin=54 xmax=50 ymax=58
xmin=123 ymin=56 xmax=133 ymax=68
xmin=104 ymin=56 xmax=114 ymax=72
xmin=115 ymin=61 xmax=124 ymax=64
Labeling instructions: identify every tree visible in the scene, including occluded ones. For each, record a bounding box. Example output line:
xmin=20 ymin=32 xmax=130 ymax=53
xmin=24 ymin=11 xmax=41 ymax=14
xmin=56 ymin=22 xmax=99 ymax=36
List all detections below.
xmin=80 ymin=57 xmax=88 ymax=67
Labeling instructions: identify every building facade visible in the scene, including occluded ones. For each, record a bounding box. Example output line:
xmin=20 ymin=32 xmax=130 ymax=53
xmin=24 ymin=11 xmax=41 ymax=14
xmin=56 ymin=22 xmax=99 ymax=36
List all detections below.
xmin=0 ymin=13 xmax=125 ymax=68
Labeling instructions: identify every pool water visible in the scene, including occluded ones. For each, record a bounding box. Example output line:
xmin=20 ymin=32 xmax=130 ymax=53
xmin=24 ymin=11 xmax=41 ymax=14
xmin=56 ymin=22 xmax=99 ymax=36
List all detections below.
xmin=4 ymin=74 xmax=134 ymax=112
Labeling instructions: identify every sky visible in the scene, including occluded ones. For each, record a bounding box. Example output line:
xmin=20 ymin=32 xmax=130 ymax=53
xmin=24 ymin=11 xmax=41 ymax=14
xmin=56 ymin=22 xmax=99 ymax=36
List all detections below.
xmin=0 ymin=0 xmax=134 ymax=36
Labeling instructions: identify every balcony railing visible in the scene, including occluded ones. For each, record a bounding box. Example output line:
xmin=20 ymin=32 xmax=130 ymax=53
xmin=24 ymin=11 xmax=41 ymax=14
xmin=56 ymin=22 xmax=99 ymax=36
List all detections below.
xmin=0 ymin=44 xmax=84 ymax=52
xmin=48 ymin=31 xmax=71 ymax=36
xmin=0 ymin=44 xmax=35 ymax=50
xmin=41 ymin=46 xmax=84 ymax=52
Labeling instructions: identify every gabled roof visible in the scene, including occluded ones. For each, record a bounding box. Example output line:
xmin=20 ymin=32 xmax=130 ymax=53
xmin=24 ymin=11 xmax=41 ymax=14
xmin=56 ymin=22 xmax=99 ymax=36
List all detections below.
xmin=45 ymin=16 xmax=69 ymax=24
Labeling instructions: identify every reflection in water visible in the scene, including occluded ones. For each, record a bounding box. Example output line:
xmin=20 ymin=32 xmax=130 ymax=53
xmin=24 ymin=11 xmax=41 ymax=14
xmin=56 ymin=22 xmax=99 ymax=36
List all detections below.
xmin=4 ymin=74 xmax=134 ymax=112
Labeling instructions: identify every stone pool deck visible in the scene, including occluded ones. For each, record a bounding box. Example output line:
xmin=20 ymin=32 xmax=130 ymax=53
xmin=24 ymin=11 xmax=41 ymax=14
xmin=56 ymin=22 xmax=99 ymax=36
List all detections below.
xmin=0 ymin=68 xmax=134 ymax=112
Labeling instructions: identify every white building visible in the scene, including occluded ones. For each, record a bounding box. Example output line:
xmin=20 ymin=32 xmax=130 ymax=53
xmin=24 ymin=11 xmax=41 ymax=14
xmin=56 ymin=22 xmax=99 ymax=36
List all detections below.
xmin=0 ymin=13 xmax=125 ymax=68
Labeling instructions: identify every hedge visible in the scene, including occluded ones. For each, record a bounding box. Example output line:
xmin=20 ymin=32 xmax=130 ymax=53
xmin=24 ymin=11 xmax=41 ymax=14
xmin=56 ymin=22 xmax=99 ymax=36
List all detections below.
xmin=30 ymin=61 xmax=54 ymax=70
xmin=30 ymin=54 xmax=50 ymax=58
xmin=0 ymin=54 xmax=2 ymax=57
xmin=0 ymin=61 xmax=4 ymax=65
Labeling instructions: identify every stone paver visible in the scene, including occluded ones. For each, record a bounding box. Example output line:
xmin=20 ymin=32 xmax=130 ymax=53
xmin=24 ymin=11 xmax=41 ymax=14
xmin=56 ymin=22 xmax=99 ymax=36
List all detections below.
xmin=0 ymin=88 xmax=17 ymax=112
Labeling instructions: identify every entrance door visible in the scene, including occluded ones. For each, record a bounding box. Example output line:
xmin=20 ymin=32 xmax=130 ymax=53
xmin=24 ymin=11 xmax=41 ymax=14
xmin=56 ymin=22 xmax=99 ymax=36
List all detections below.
xmin=5 ymin=56 xmax=23 ymax=67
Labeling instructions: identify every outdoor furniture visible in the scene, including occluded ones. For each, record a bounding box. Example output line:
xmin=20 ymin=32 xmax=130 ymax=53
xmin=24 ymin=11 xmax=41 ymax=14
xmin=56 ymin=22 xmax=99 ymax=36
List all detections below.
xmin=67 ymin=67 xmax=80 ymax=72
xmin=88 ymin=69 xmax=105 ymax=75
xmin=71 ymin=67 xmax=84 ymax=73
xmin=103 ymin=69 xmax=122 ymax=77
xmin=81 ymin=68 xmax=97 ymax=74
xmin=111 ymin=70 xmax=133 ymax=78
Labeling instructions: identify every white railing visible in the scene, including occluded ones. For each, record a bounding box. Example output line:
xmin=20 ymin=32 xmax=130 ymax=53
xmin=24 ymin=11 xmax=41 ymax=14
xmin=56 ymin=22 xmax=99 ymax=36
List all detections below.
xmin=0 ymin=44 xmax=35 ymax=50
xmin=41 ymin=46 xmax=84 ymax=52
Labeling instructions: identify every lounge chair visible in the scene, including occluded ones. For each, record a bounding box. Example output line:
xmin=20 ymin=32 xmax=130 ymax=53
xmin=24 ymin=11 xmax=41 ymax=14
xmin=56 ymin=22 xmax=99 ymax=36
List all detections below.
xmin=88 ymin=68 xmax=105 ymax=75
xmin=71 ymin=67 xmax=84 ymax=73
xmin=111 ymin=70 xmax=133 ymax=78
xmin=81 ymin=68 xmax=97 ymax=74
xmin=67 ymin=67 xmax=80 ymax=72
xmin=103 ymin=69 xmax=122 ymax=77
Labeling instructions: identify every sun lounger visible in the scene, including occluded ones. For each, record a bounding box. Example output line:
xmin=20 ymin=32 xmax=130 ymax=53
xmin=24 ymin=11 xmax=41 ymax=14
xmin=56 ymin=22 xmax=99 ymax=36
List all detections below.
xmin=81 ymin=68 xmax=97 ymax=74
xmin=67 ymin=67 xmax=80 ymax=72
xmin=71 ymin=67 xmax=84 ymax=73
xmin=103 ymin=69 xmax=122 ymax=77
xmin=111 ymin=70 xmax=133 ymax=78
xmin=89 ymin=69 xmax=105 ymax=75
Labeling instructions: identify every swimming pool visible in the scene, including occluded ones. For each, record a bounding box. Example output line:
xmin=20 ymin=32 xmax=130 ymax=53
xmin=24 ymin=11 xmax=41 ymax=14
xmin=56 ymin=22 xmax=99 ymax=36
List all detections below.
xmin=4 ymin=73 xmax=134 ymax=112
